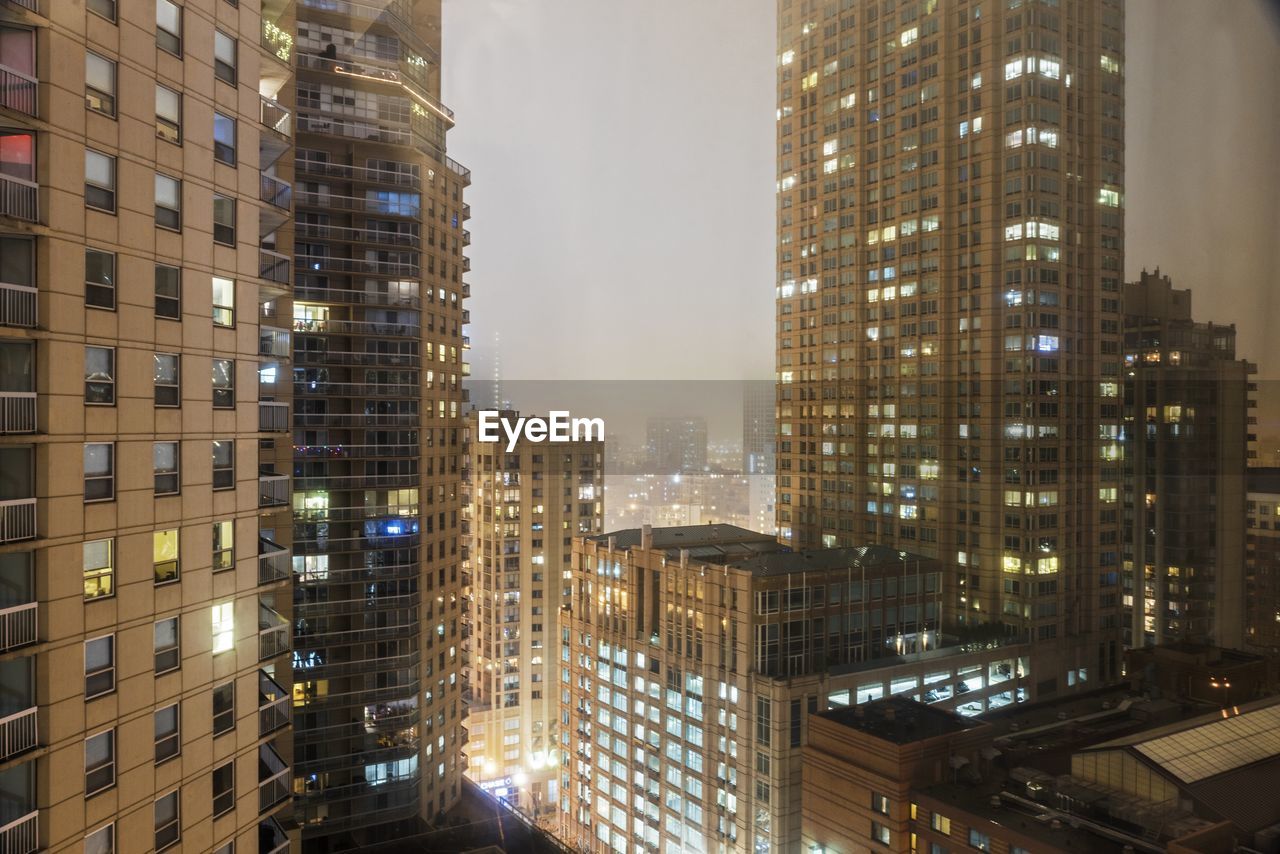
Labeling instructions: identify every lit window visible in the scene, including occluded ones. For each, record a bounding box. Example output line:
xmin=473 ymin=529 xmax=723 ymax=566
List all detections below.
xmin=212 ymin=359 xmax=235 ymax=407
xmin=155 ymin=174 xmax=181 ymax=230
xmin=155 ymin=84 xmax=181 ymax=143
xmin=211 ymin=602 xmax=234 ymax=654
xmin=84 ymin=346 xmax=114 ymax=404
xmin=154 ymin=353 xmax=180 ymax=406
xmin=153 ymin=441 xmax=179 ymax=495
xmin=156 ymin=0 xmax=182 ymax=55
xmin=213 ymin=31 xmax=237 ymax=84
xmin=83 ymin=539 xmax=114 ymax=600
xmin=212 ymin=520 xmax=234 ymax=570
xmin=84 ymin=442 xmax=114 ymax=502
xmin=212 ymin=440 xmax=234 ymax=490
xmin=153 ymin=529 xmax=179 ymax=584
xmin=85 ymin=150 xmax=116 ymax=212
xmin=154 ymin=617 xmax=180 ymax=673
xmin=212 ymin=276 xmax=235 ymax=326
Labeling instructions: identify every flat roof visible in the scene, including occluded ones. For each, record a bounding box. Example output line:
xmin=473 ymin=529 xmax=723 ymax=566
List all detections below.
xmin=594 ymin=524 xmax=778 ymax=552
xmin=817 ymin=697 xmax=983 ymax=745
xmin=1248 ymin=467 xmax=1280 ymax=496
xmin=727 ymin=544 xmax=938 ymax=577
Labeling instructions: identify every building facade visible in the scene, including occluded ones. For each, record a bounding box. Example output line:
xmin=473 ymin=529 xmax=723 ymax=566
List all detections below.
xmin=559 ymin=525 xmax=1038 ymax=854
xmin=742 ymin=381 xmax=776 ymax=477
xmin=286 ymin=0 xmax=470 ymax=845
xmin=1245 ymin=468 xmax=1280 ymax=654
xmin=775 ymin=0 xmax=1127 ymax=691
xmin=645 ymin=416 xmax=707 ymax=475
xmin=0 ymin=0 xmax=295 ymax=850
xmin=1121 ymin=270 xmax=1253 ymax=649
xmin=462 ymin=410 xmax=602 ymax=822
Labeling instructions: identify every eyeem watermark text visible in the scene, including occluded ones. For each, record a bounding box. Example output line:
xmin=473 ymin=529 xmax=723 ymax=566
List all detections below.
xmin=477 ymin=410 xmax=605 ymax=452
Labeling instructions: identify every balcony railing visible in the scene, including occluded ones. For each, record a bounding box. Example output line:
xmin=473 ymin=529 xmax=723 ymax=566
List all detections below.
xmin=260 ymin=174 xmax=292 ymax=210
xmin=260 ymin=95 xmax=292 ymax=137
xmin=0 ymin=282 xmax=35 ymax=328
xmin=258 ymin=538 xmax=290 ymax=585
xmin=293 ymin=159 xmax=421 ymax=189
xmin=259 ymin=400 xmax=289 ymax=432
xmin=259 ymin=473 xmax=289 ymax=508
xmin=0 ymin=602 xmax=36 ymax=653
xmin=294 ymin=284 xmax=419 ymax=309
xmin=0 ymin=392 xmax=35 ymax=433
xmin=294 ymin=189 xmax=418 ymax=217
xmin=292 ymin=318 xmax=419 ymax=338
xmin=259 ymin=817 xmax=290 ymax=854
xmin=0 ymin=65 xmax=37 ymax=117
xmin=0 ymin=811 xmax=36 ymax=854
xmin=259 ymin=670 xmax=290 ymax=737
xmin=295 ymin=221 xmax=421 ymax=249
xmin=0 ymin=706 xmax=36 ymax=762
xmin=259 ymin=624 xmax=289 ymax=662
xmin=259 ymin=248 xmax=291 ymax=285
xmin=259 ymin=325 xmax=291 ymax=358
xmin=0 ymin=175 xmax=37 ymax=223
xmin=258 ymin=742 xmax=290 ymax=813
xmin=295 ymin=254 xmax=418 ymax=277
xmin=0 ymin=498 xmax=35 ymax=544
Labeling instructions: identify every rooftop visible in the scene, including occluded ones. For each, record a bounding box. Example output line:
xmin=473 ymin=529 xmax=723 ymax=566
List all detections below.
xmin=817 ymin=696 xmax=983 ymax=745
xmin=594 ymin=524 xmax=781 ymax=558
xmin=727 ymin=543 xmax=938 ymax=578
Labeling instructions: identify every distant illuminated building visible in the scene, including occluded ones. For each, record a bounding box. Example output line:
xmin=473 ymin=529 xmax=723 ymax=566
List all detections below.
xmin=646 ymin=416 xmax=708 ymax=474
xmin=464 ymin=411 xmax=602 ymax=820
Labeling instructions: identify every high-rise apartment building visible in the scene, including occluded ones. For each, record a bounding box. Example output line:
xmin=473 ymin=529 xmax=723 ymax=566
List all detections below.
xmin=560 ymin=525 xmax=1037 ymax=853
xmin=645 ymin=416 xmax=707 ymax=474
xmin=286 ymin=0 xmax=471 ymax=845
xmin=775 ymin=0 xmax=1126 ymax=689
xmin=0 ymin=0 xmax=295 ymax=850
xmin=742 ymin=381 xmax=776 ymax=476
xmin=462 ymin=410 xmax=602 ymax=821
xmin=1245 ymin=468 xmax=1280 ymax=654
xmin=1121 ymin=271 xmax=1253 ymax=649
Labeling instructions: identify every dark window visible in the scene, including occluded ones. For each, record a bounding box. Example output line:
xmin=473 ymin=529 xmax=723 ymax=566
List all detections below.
xmin=154 ymin=703 xmax=179 ymax=762
xmin=85 ymin=729 xmax=115 ymax=795
xmin=155 ymin=264 xmax=181 ymax=319
xmin=85 ymin=634 xmax=115 ymax=698
xmin=213 ymin=195 xmax=235 ymax=245
xmin=212 ymin=441 xmax=234 ymax=489
xmin=213 ymin=112 xmax=236 ymax=164
xmin=85 ymin=248 xmax=115 ymax=309
xmin=154 ymin=617 xmax=180 ymax=673
xmin=212 ymin=761 xmax=234 ymax=817
xmin=212 ymin=359 xmax=234 ymax=408
xmin=212 ymin=682 xmax=235 ymax=735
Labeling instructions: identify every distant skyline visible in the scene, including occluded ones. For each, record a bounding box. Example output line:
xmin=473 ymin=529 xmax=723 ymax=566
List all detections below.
xmin=444 ymin=0 xmax=1280 ymax=385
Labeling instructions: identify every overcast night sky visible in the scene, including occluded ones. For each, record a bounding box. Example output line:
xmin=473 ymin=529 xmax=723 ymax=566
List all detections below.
xmin=442 ymin=0 xmax=1280 ymax=392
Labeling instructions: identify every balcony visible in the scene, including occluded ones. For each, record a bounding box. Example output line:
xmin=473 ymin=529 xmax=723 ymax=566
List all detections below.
xmin=260 ymin=94 xmax=292 ymax=137
xmin=0 ymin=499 xmax=35 ymax=544
xmin=260 ymin=174 xmax=292 ymax=210
xmin=295 ymin=254 xmax=418 ymax=278
xmin=259 ymin=670 xmax=290 ymax=737
xmin=258 ymin=400 xmax=289 ymax=432
xmin=0 ymin=392 xmax=34 ymax=434
xmin=0 ymin=602 xmax=35 ymax=653
xmin=294 ymin=158 xmax=421 ymax=189
xmin=0 ymin=811 xmax=36 ymax=854
xmin=258 ymin=742 xmax=290 ymax=814
xmin=294 ymin=284 xmax=419 ymax=309
xmin=0 ymin=706 xmax=36 ymax=762
xmin=259 ymin=472 xmax=289 ymax=508
xmin=291 ymin=318 xmax=419 ymax=338
xmin=259 ymin=817 xmax=290 ymax=854
xmin=0 ymin=65 xmax=36 ymax=117
xmin=0 ymin=175 xmax=36 ymax=222
xmin=0 ymin=282 xmax=35 ymax=328
xmin=295 ymin=221 xmax=420 ymax=250
xmin=258 ymin=325 xmax=291 ymax=358
xmin=258 ymin=537 xmax=290 ymax=585
xmin=259 ymin=249 xmax=291 ymax=285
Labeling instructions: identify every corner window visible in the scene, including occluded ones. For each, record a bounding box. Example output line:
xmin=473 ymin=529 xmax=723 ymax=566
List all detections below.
xmin=85 ymin=150 xmax=116 ymax=212
xmin=85 ymin=52 xmax=116 ymax=117
xmin=156 ymin=84 xmax=181 ymax=143
xmin=83 ymin=538 xmax=114 ymax=600
xmin=85 ymin=634 xmax=115 ymax=698
xmin=155 ymin=264 xmax=181 ymax=319
xmin=212 ymin=358 xmax=234 ymax=407
xmin=213 ymin=31 xmax=237 ymax=84
xmin=213 ymin=194 xmax=235 ymax=245
xmin=212 ymin=440 xmax=234 ymax=489
xmin=156 ymin=0 xmax=182 ymax=56
xmin=84 ymin=442 xmax=114 ymax=502
xmin=212 ymin=520 xmax=233 ymax=570
xmin=212 ymin=276 xmax=235 ymax=326
xmin=155 ymin=173 xmax=181 ymax=230
xmin=85 ymin=728 xmax=116 ymax=795
xmin=213 ymin=112 xmax=236 ymax=164
xmin=84 ymin=346 xmax=114 ymax=404
xmin=154 ymin=528 xmax=179 ymax=584
xmin=85 ymin=247 xmax=115 ymax=309
xmin=153 ymin=441 xmax=179 ymax=495
xmin=154 ymin=702 xmax=179 ymax=761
